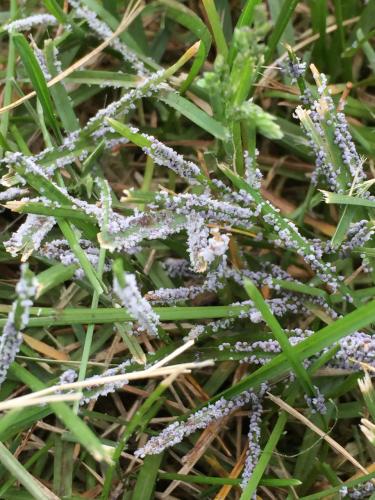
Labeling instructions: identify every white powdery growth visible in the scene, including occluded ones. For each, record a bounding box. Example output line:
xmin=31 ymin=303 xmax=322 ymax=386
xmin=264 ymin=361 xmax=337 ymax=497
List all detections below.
xmin=2 ymin=72 xmax=164 ymax=180
xmin=33 ymin=46 xmax=51 ymax=80
xmin=162 ymin=258 xmax=195 ymax=278
xmin=4 ymin=214 xmax=55 ymax=261
xmin=283 ymin=57 xmax=307 ymax=83
xmin=4 ymin=14 xmax=58 ymax=32
xmin=291 ymin=68 xmax=366 ymax=192
xmin=52 ymin=46 xmax=62 ymax=73
xmin=3 ymin=150 xmax=55 ymax=178
xmin=261 ymin=205 xmax=342 ymax=292
xmin=104 ymin=136 xmax=129 ymax=150
xmin=200 ymin=227 xmax=230 ymax=268
xmin=88 ymin=72 xmax=164 ymax=138
xmin=113 ymin=274 xmax=160 ymax=337
xmin=0 ymin=187 xmax=28 ymax=201
xmin=341 ymin=220 xmax=375 ymax=255
xmin=57 ymin=360 xmax=133 ymax=404
xmin=244 ymin=149 xmax=262 ymax=189
xmin=345 ymin=482 xmax=374 ymax=499
xmin=155 ymin=190 xmax=260 ymax=224
xmin=68 ymin=0 xmax=147 ymax=76
xmin=146 ymin=283 xmax=207 ymax=305
xmin=304 ymin=386 xmax=327 ymax=415
xmin=39 ymin=239 xmax=111 ymax=279
xmin=333 ymin=331 xmax=375 ymax=370
xmin=219 ymin=329 xmax=314 ymax=364
xmin=0 ymin=265 xmax=37 ymax=385
xmin=99 ymin=210 xmax=186 ymax=253
xmin=140 ymin=130 xmax=202 ymax=182
xmin=147 ymin=263 xmax=294 ymax=307
xmin=184 ymin=318 xmax=234 ymax=342
xmin=59 ymin=369 xmax=77 ymax=385
xmin=241 ymin=384 xmax=268 ymax=491
xmin=146 ymin=267 xmax=225 ymax=305
xmin=186 ymin=213 xmax=210 ymax=272
xmin=135 ymin=389 xmax=259 ymax=457
xmin=220 ymin=328 xmax=375 ymax=373
xmin=79 ymin=359 xmax=133 ymax=404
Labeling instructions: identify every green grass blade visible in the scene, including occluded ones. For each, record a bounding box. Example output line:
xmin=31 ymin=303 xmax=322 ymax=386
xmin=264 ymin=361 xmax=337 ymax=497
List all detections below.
xmin=264 ymin=0 xmax=299 ymax=64
xmin=202 ymin=0 xmax=228 ymax=57
xmin=0 ymin=441 xmax=58 ymax=500
xmin=132 ymin=454 xmax=164 ymax=500
xmin=13 ymin=33 xmax=60 ymax=139
xmin=244 ymin=279 xmax=315 ymax=397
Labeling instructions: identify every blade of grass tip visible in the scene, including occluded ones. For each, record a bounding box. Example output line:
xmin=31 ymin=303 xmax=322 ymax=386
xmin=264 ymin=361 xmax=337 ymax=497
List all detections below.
xmin=0 ymin=0 xmax=17 ymax=156
xmin=202 ymin=0 xmax=228 ymax=58
xmin=5 ymin=199 xmax=96 ymax=223
xmin=132 ymin=453 xmax=164 ymax=500
xmin=101 ymin=371 xmax=182 ymax=498
xmin=319 ymin=190 xmax=375 ymax=209
xmin=359 ymin=418 xmax=375 ymax=451
xmin=264 ymin=0 xmax=299 ymax=65
xmin=243 ymin=279 xmax=317 ymax=399
xmin=12 ymin=33 xmax=61 ymax=140
xmin=0 ymin=441 xmax=59 ymax=500
xmin=150 ymin=39 xmax=203 ymax=85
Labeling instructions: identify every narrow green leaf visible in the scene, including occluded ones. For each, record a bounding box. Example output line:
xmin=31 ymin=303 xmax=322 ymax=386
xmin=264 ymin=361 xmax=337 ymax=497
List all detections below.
xmin=264 ymin=0 xmax=299 ymax=64
xmin=132 ymin=454 xmax=164 ymax=500
xmin=13 ymin=33 xmax=60 ymax=139
xmin=160 ymin=91 xmax=228 ymax=140
xmin=0 ymin=441 xmax=58 ymax=500
xmin=244 ymin=279 xmax=315 ymax=397
xmin=202 ymin=0 xmax=228 ymax=57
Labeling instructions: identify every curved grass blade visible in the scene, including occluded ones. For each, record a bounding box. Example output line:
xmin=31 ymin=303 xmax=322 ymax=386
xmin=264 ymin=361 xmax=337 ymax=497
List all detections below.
xmin=13 ymin=33 xmax=60 ymax=139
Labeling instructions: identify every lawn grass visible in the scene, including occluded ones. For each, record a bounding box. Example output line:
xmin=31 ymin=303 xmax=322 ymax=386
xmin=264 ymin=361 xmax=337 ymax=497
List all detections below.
xmin=0 ymin=0 xmax=375 ymax=498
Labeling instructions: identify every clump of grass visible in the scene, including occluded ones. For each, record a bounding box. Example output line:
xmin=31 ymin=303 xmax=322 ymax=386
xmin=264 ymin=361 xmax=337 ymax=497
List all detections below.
xmin=0 ymin=0 xmax=375 ymax=498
